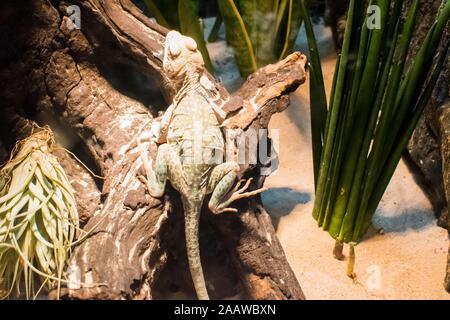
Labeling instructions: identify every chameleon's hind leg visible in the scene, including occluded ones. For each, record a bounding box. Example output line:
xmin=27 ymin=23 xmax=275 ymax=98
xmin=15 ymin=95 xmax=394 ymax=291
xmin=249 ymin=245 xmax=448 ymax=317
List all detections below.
xmin=208 ymin=162 xmax=267 ymax=214
xmin=138 ymin=143 xmax=184 ymax=198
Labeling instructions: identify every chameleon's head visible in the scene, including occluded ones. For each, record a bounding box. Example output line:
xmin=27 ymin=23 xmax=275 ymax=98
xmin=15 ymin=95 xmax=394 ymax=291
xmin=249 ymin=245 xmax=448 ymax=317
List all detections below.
xmin=163 ymin=31 xmax=205 ymax=86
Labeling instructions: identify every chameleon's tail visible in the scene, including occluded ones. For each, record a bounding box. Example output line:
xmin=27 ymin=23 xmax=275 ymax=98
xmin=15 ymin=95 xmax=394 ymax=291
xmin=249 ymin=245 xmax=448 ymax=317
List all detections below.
xmin=183 ymin=200 xmax=209 ymax=300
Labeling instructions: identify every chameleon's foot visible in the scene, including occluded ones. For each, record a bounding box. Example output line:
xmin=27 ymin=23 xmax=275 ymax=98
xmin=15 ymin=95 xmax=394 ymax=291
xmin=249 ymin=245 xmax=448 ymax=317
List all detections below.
xmin=210 ymin=178 xmax=267 ymax=214
xmin=138 ymin=174 xmax=152 ymax=193
xmin=138 ymin=142 xmax=167 ymax=198
xmin=138 ymin=158 xmax=163 ymax=198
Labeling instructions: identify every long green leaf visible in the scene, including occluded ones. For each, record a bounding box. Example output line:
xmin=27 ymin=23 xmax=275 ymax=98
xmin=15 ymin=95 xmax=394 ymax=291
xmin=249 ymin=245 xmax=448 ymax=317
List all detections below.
xmin=362 ymin=0 xmax=420 ymax=197
xmin=300 ymin=0 xmax=327 ymax=189
xmin=309 ymin=63 xmax=326 ymax=187
xmin=274 ymin=0 xmax=302 ymax=60
xmin=208 ymin=13 xmax=223 ymax=43
xmin=149 ymin=0 xmax=180 ymax=29
xmin=340 ymin=16 xmax=401 ymax=242
xmin=240 ymin=0 xmax=277 ymax=67
xmin=142 ymin=0 xmax=171 ymax=28
xmin=329 ymin=0 xmax=390 ymax=238
xmin=321 ymin=0 xmax=368 ymax=231
xmin=218 ymin=0 xmax=257 ymax=77
xmin=312 ymin=0 xmax=356 ymax=223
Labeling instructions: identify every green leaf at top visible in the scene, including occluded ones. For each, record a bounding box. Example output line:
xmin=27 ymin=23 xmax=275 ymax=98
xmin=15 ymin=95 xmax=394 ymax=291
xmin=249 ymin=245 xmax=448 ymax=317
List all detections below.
xmin=142 ymin=0 xmax=180 ymax=29
xmin=277 ymin=0 xmax=303 ymax=60
xmin=218 ymin=0 xmax=258 ymax=77
xmin=237 ymin=0 xmax=277 ymax=68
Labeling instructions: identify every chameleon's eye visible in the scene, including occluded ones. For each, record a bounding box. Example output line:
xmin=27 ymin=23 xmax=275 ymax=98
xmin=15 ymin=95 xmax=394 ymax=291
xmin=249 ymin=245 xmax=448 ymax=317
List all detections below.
xmin=185 ymin=37 xmax=197 ymax=51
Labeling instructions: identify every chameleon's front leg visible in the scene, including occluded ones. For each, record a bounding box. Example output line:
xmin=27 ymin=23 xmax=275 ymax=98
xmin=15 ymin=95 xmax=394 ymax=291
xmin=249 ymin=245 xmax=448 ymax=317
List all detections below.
xmin=207 ymin=162 xmax=267 ymax=214
xmin=138 ymin=143 xmax=184 ymax=198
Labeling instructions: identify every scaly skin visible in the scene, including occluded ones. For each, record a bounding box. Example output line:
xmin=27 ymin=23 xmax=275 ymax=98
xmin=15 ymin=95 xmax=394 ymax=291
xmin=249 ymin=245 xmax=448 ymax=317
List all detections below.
xmin=139 ymin=31 xmax=265 ymax=300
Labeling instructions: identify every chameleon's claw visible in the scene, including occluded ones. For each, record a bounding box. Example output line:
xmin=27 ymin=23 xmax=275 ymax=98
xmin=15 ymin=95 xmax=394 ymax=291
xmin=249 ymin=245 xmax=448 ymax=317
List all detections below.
xmin=138 ymin=174 xmax=156 ymax=197
xmin=142 ymin=157 xmax=154 ymax=176
xmin=211 ymin=178 xmax=267 ymax=214
xmin=230 ymin=177 xmax=245 ymax=193
xmin=213 ymin=207 xmax=238 ymax=214
xmin=234 ymin=177 xmax=253 ymax=194
xmin=137 ymin=175 xmax=148 ymax=185
xmin=137 ymin=143 xmax=166 ymax=198
xmin=228 ymin=186 xmax=268 ymax=203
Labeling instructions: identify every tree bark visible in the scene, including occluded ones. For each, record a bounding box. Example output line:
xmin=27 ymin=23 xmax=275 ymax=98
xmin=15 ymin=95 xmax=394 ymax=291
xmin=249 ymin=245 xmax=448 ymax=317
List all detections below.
xmin=0 ymin=0 xmax=307 ymax=299
xmin=401 ymin=0 xmax=449 ymax=293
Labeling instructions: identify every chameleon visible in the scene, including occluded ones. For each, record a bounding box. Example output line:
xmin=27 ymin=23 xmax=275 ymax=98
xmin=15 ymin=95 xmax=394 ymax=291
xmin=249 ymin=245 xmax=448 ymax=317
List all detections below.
xmin=138 ymin=31 xmax=266 ymax=300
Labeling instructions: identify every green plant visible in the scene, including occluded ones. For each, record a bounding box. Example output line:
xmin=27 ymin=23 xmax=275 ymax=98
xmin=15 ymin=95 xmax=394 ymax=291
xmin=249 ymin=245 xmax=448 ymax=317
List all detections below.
xmin=142 ymin=0 xmax=214 ymax=72
xmin=0 ymin=128 xmax=79 ymax=299
xmin=207 ymin=12 xmax=223 ymax=43
xmin=217 ymin=0 xmax=303 ymax=77
xmin=302 ymin=0 xmax=449 ymax=268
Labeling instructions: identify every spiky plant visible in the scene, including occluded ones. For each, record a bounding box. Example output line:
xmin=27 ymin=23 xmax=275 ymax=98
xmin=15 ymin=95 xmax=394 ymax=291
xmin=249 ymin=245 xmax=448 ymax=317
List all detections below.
xmin=0 ymin=128 xmax=79 ymax=299
xmin=302 ymin=0 xmax=450 ymax=275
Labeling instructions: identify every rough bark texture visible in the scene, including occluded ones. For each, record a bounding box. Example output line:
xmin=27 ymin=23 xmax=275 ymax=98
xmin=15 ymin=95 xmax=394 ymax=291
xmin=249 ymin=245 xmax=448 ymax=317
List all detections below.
xmin=442 ymin=100 xmax=450 ymax=292
xmin=446 ymin=243 xmax=450 ymax=292
xmin=402 ymin=0 xmax=450 ymax=292
xmin=0 ymin=0 xmax=307 ymax=299
xmin=405 ymin=0 xmax=450 ymax=230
